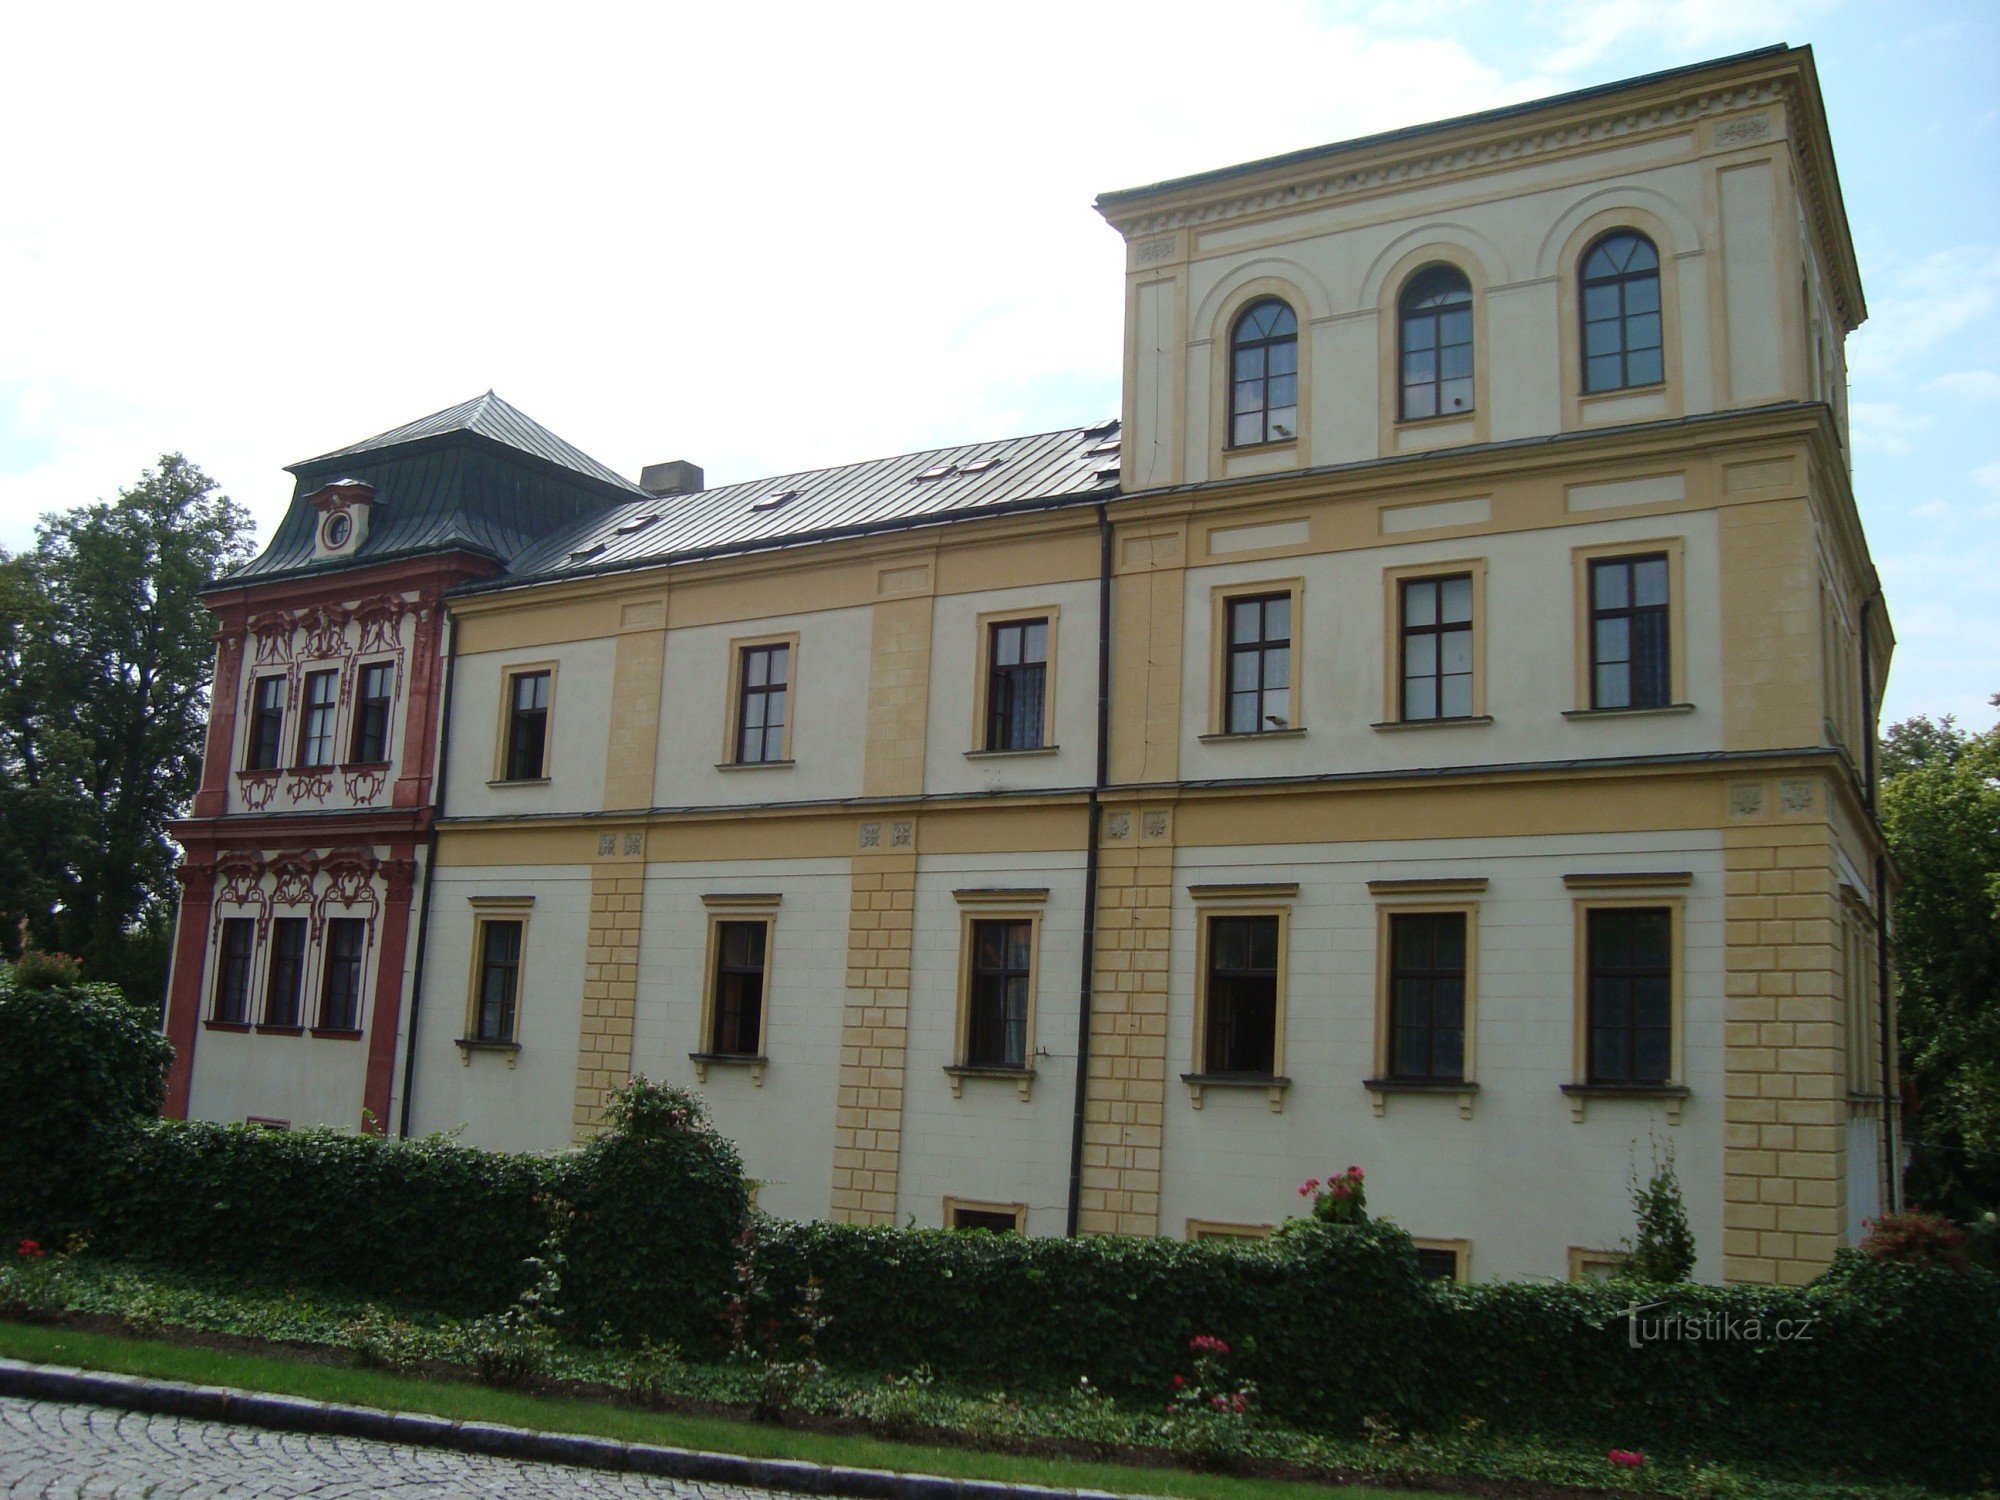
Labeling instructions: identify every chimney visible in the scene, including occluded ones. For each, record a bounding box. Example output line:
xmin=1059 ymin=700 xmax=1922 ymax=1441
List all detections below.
xmin=640 ymin=460 xmax=704 ymax=497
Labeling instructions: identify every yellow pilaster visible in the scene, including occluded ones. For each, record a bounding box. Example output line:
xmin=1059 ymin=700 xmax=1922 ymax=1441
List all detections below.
xmin=863 ymin=592 xmax=934 ymax=799
xmin=830 ymin=826 xmax=917 ymax=1223
xmin=602 ymin=598 xmax=667 ymax=810
xmin=572 ymin=846 xmax=645 ymax=1141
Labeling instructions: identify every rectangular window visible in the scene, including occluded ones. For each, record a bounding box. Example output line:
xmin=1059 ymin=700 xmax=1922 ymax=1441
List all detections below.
xmin=1224 ymin=594 xmax=1291 ymax=734
xmin=297 ymin=669 xmax=338 ymax=768
xmin=263 ymin=917 xmax=308 ymax=1027
xmin=1589 ymin=555 xmax=1670 ymax=709
xmin=709 ymin=919 xmax=768 ymax=1056
xmin=504 ymin=669 xmax=552 ymax=781
xmin=319 ymin=917 xmax=367 ymax=1031
xmin=735 ymin=643 xmax=790 ymax=764
xmin=1400 ymin=574 xmax=1474 ymax=721
xmin=1388 ymin=912 xmax=1467 ymax=1081
xmin=350 ymin=662 xmax=393 ymax=763
xmin=947 ymin=1201 xmax=1023 ymax=1233
xmin=1203 ymin=914 xmax=1280 ymax=1074
xmin=473 ymin=919 xmax=523 ymax=1043
xmin=246 ymin=676 xmax=286 ymax=771
xmin=985 ymin=618 xmax=1048 ymax=751
xmin=966 ymin=918 xmax=1032 ymax=1068
xmin=1415 ymin=1243 xmax=1468 ymax=1283
xmin=1586 ymin=907 xmax=1673 ymax=1084
xmin=213 ymin=917 xmax=255 ymax=1023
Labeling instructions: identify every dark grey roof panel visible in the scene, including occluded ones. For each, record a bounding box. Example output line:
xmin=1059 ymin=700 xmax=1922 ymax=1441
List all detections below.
xmin=295 ymin=391 xmax=646 ymax=496
xmin=505 ymin=421 xmax=1122 ymax=581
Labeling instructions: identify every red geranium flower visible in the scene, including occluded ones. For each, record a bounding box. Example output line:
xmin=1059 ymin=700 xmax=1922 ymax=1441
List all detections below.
xmin=16 ymin=1240 xmax=43 ymax=1261
xmin=1608 ymin=1449 xmax=1645 ymax=1469
xmin=1298 ymin=1178 xmax=1319 ymax=1197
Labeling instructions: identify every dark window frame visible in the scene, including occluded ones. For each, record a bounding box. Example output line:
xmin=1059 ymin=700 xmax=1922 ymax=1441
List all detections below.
xmin=213 ymin=917 xmax=255 ymax=1024
xmin=349 ymin=661 xmax=394 ymax=764
xmin=296 ymin=669 xmax=339 ymax=769
xmin=709 ymin=918 xmax=769 ymax=1057
xmin=1588 ymin=554 xmax=1672 ymax=709
xmin=1228 ymin=298 xmax=1300 ymax=448
xmin=1387 ymin=910 xmax=1469 ymax=1083
xmin=263 ymin=916 xmax=308 ymax=1027
xmin=984 ymin=618 xmax=1049 ymax=752
xmin=965 ymin=916 xmax=1033 ymax=1070
xmin=319 ymin=917 xmax=367 ymax=1032
xmin=1398 ymin=264 xmax=1475 ymax=421
xmin=735 ymin=643 xmax=791 ymax=765
xmin=246 ymin=676 xmax=286 ymax=772
xmin=1586 ymin=906 xmax=1675 ymax=1085
xmin=473 ymin=918 xmax=523 ymax=1043
xmin=1223 ymin=592 xmax=1293 ymax=735
xmin=1398 ymin=573 xmax=1476 ymax=722
xmin=1201 ymin=912 xmax=1280 ymax=1076
xmin=949 ymin=1205 xmax=1021 ymax=1233
xmin=504 ymin=669 xmax=552 ymax=781
xmin=1580 ymin=230 xmax=1664 ymax=394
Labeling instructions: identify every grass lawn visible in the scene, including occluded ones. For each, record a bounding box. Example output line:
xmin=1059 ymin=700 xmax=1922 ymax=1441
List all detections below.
xmin=0 ymin=1320 xmax=1434 ymax=1500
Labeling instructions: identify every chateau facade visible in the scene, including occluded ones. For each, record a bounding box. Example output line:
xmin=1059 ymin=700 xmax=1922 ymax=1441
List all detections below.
xmin=166 ymin=45 xmax=1897 ymax=1286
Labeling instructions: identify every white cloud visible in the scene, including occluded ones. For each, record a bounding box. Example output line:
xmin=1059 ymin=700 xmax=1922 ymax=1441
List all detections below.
xmin=1975 ymin=461 xmax=2000 ymax=499
xmin=1928 ymin=369 xmax=2000 ymax=401
xmin=1847 ymin=246 xmax=2000 ymax=382
xmin=1848 ymin=401 xmax=1929 ymax=455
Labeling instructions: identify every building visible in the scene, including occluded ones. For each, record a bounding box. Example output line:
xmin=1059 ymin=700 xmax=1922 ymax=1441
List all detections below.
xmin=167 ymin=44 xmax=1896 ymax=1286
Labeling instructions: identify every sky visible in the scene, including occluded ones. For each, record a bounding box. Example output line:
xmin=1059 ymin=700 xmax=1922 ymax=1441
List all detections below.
xmin=1 ymin=0 xmax=1994 ymax=729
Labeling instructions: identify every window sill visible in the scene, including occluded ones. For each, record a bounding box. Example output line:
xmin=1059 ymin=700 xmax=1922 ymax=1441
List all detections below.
xmin=1364 ymin=1077 xmax=1479 ymax=1120
xmin=964 ymin=746 xmax=1060 ymax=760
xmin=690 ymin=1051 xmax=767 ymax=1085
xmin=339 ymin=760 xmax=392 ymax=773
xmin=312 ymin=1026 xmax=363 ymax=1041
xmin=237 ymin=768 xmax=280 ymax=781
xmin=486 ymin=777 xmax=551 ymax=789
xmin=1224 ymin=437 xmax=1298 ymax=455
xmin=457 ymin=1037 xmax=521 ymax=1068
xmin=290 ymin=763 xmax=338 ymax=775
xmin=714 ymin=759 xmax=795 ymax=772
xmin=1562 ymin=703 xmax=1695 ymax=720
xmin=1197 ymin=727 xmax=1307 ymax=744
xmin=1395 ymin=409 xmax=1476 ymax=428
xmin=202 ymin=1019 xmax=251 ymax=1033
xmin=1370 ymin=715 xmax=1493 ymax=733
xmin=254 ymin=1024 xmax=304 ymax=1036
xmin=1561 ymin=1081 xmax=1689 ymax=1124
xmin=1579 ymin=379 xmax=1667 ymax=404
xmin=945 ymin=1064 xmax=1035 ymax=1100
xmin=1182 ymin=1072 xmax=1291 ymax=1113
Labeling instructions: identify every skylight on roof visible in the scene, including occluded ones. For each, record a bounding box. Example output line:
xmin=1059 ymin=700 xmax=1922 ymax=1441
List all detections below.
xmin=958 ymin=457 xmax=1003 ymax=474
xmin=751 ymin=489 xmax=802 ymax=512
xmin=1082 ymin=419 xmax=1118 ymax=438
xmin=569 ymin=543 xmax=608 ymax=562
xmin=615 ymin=515 xmax=659 ymax=534
xmin=1086 ymin=438 xmax=1122 ymax=457
xmin=913 ymin=464 xmax=957 ymax=482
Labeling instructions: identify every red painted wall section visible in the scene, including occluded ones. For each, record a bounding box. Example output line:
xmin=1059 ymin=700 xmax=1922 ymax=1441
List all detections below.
xmin=361 ymin=850 xmax=421 ymax=1133
xmin=191 ymin=615 xmax=245 ymax=819
xmin=162 ymin=860 xmax=216 ymax=1118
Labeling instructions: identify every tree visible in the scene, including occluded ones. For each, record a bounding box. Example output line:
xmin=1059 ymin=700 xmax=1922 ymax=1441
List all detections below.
xmin=0 ymin=456 xmax=254 ymax=1009
xmin=1879 ymin=696 xmax=2000 ymax=1217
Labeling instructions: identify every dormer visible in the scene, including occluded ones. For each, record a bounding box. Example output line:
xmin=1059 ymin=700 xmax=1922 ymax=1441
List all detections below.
xmin=307 ymin=479 xmax=379 ymax=561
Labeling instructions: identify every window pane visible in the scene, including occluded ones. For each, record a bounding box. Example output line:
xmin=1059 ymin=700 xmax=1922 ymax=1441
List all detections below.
xmin=1404 ymin=677 xmax=1437 ymax=719
xmin=1268 ymin=405 xmax=1297 ymax=440
xmin=1440 ymin=342 xmax=1473 ymax=381
xmin=1405 ymin=632 xmax=1437 ymax=676
xmin=1440 ymin=628 xmax=1472 ymax=675
xmin=1440 ymin=576 xmax=1473 ymax=623
xmin=1231 ymin=599 xmax=1263 ymax=644
xmin=1628 ymin=348 xmax=1664 ymax=386
xmin=1403 ymin=580 xmax=1436 ymax=627
xmin=1585 ymin=321 xmax=1621 ymax=357
xmin=993 ymin=625 xmax=1020 ymax=668
xmin=1232 ymin=413 xmax=1263 ymax=446
xmin=1583 ymin=284 xmax=1620 ymax=321
xmin=1263 ymin=645 xmax=1290 ymax=692
xmin=1627 ymin=277 xmax=1660 ymax=314
xmin=1267 ymin=340 xmax=1297 ymax=376
xmin=1233 ymin=348 xmax=1263 ymax=381
xmin=1597 ymin=663 xmax=1630 ymax=708
xmin=1593 ymin=562 xmax=1628 ymax=610
xmin=1596 ymin=617 xmax=1629 ymax=664
xmin=1441 ymin=675 xmax=1473 ymax=719
xmin=1634 ymin=558 xmax=1669 ymax=607
xmin=1440 ymin=375 xmax=1474 ymax=412
xmin=1021 ymin=621 xmax=1047 ymax=663
xmin=1233 ymin=377 xmax=1265 ymax=415
xmin=1264 ymin=597 xmax=1290 ymax=641
xmin=1403 ymin=386 xmax=1438 ymax=421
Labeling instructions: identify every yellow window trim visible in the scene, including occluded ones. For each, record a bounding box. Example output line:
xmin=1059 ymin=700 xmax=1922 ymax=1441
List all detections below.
xmin=951 ymin=904 xmax=1043 ymax=1099
xmin=1189 ymin=899 xmax=1290 ymax=1113
xmin=1187 ymin=1219 xmax=1274 ymax=1242
xmin=943 ymin=1196 xmax=1026 ymax=1232
xmin=720 ymin=630 xmax=801 ymax=767
xmin=1569 ymin=893 xmax=1687 ymax=1122
xmin=463 ymin=897 xmax=533 ymax=1064
xmin=1554 ymin=209 xmax=1687 ymax=430
xmin=1415 ymin=1236 xmax=1472 ymax=1282
xmin=1569 ymin=1245 xmax=1629 ymax=1282
xmin=968 ymin=605 xmax=1061 ymax=754
xmin=1376 ymin=247 xmax=1494 ymax=451
xmin=1206 ymin=578 xmax=1306 ymax=737
xmin=1570 ymin=537 xmax=1688 ymax=711
xmin=1207 ymin=279 xmax=1312 ymax=474
xmin=1370 ymin=900 xmax=1480 ymax=1118
xmin=490 ymin=661 xmax=559 ymax=784
xmin=694 ymin=907 xmax=776 ymax=1086
xmin=1379 ymin=558 xmax=1489 ymax=725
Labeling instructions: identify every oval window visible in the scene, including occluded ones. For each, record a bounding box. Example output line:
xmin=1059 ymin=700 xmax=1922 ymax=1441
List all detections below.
xmin=323 ymin=511 xmax=352 ymax=548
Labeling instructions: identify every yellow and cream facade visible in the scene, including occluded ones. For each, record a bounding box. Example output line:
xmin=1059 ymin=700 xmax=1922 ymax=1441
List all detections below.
xmin=366 ymin=46 xmax=1897 ymax=1286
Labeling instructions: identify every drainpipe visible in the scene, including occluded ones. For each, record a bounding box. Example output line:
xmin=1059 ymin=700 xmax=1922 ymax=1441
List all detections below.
xmin=1874 ymin=853 xmax=1897 ymax=1214
xmin=1859 ymin=599 xmax=1877 ymax=810
xmin=1065 ymin=502 xmax=1114 ymax=1236
xmin=397 ymin=611 xmax=458 ymax=1140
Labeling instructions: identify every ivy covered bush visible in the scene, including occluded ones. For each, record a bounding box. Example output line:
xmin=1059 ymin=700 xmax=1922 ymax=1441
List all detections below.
xmin=0 ymin=966 xmax=172 ymax=1240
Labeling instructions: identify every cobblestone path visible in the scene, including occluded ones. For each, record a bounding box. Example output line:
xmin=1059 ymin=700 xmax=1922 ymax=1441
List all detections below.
xmin=0 ymin=1394 xmax=789 ymax=1498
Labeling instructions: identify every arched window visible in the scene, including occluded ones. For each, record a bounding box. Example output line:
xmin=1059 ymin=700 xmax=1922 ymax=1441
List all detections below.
xmin=1399 ymin=266 xmax=1474 ymax=421
xmin=1229 ymin=299 xmax=1298 ymax=447
xmin=1581 ymin=231 xmax=1663 ymax=392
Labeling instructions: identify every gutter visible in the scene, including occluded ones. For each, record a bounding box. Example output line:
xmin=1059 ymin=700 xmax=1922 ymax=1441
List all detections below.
xmin=1860 ymin=598 xmax=1896 ymax=1210
xmin=1065 ymin=502 xmax=1114 ymax=1236
xmin=397 ymin=612 xmax=458 ymax=1140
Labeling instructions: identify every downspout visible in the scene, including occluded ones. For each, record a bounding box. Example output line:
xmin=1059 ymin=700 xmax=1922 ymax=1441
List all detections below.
xmin=1860 ymin=600 xmax=1896 ymax=1210
xmin=1065 ymin=502 xmax=1114 ymax=1236
xmin=1859 ymin=599 xmax=1877 ymax=810
xmin=397 ymin=611 xmax=458 ymax=1140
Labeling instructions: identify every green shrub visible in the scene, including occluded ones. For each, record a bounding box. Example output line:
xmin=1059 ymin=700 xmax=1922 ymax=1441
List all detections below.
xmin=558 ymin=1080 xmax=751 ymax=1352
xmin=0 ymin=976 xmax=172 ymax=1239
xmin=90 ymin=1122 xmax=557 ymax=1313
xmin=753 ymin=1217 xmax=1430 ymax=1430
xmin=1622 ymin=1142 xmax=1696 ymax=1283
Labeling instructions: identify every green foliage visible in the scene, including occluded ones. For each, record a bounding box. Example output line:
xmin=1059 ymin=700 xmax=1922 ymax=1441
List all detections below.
xmin=1622 ymin=1141 xmax=1697 ymax=1283
xmin=0 ymin=976 xmax=171 ymax=1239
xmin=1879 ymin=696 xmax=2000 ymax=1217
xmin=1297 ymin=1165 xmax=1367 ymax=1225
xmin=7 ymin=951 xmax=84 ymax=989
xmin=89 ymin=1122 xmax=558 ymax=1313
xmin=0 ymin=458 xmax=255 ymax=1005
xmin=558 ymin=1079 xmax=751 ymax=1351
xmin=753 ymin=1218 xmax=1430 ymax=1431
xmin=1857 ymin=1210 xmax=1972 ymax=1272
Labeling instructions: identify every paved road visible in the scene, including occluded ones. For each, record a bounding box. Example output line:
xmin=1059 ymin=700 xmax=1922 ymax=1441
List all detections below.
xmin=0 ymin=1394 xmax=786 ymax=1498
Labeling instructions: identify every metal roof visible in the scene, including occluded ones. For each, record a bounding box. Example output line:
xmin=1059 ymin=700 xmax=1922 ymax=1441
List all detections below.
xmin=500 ymin=420 xmax=1122 ymax=584
xmin=292 ymin=391 xmax=647 ymax=497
